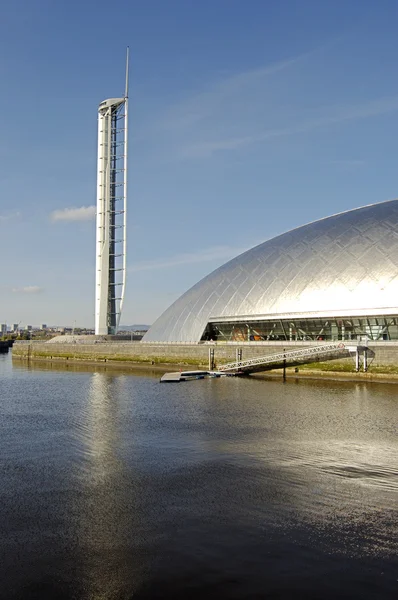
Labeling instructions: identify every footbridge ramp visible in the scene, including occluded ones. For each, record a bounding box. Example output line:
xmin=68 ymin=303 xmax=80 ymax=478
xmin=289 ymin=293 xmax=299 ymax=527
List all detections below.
xmin=217 ymin=343 xmax=358 ymax=374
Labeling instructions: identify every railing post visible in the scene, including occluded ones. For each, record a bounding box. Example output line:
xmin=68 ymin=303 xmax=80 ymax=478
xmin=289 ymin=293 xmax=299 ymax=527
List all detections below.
xmin=208 ymin=347 xmax=215 ymax=370
xmin=363 ymin=348 xmax=368 ymax=372
xmin=283 ymin=348 xmax=286 ymax=381
xmin=236 ymin=348 xmax=242 ymax=365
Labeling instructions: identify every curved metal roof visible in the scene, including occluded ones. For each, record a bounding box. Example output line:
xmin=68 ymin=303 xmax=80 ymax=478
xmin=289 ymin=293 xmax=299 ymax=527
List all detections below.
xmin=98 ymin=98 xmax=125 ymax=112
xmin=143 ymin=199 xmax=398 ymax=342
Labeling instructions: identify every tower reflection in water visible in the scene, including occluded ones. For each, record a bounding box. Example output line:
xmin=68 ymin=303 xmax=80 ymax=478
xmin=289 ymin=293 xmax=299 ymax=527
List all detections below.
xmin=75 ymin=372 xmax=145 ymax=598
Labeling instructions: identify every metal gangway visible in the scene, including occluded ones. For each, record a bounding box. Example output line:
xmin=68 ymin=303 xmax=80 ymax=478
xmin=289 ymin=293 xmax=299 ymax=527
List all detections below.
xmin=217 ymin=342 xmax=353 ymax=374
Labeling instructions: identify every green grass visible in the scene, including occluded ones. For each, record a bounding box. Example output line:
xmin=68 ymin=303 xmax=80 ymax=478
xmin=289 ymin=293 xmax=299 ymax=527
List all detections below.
xmin=300 ymin=361 xmax=355 ymax=372
xmin=358 ymin=364 xmax=398 ymax=374
xmin=299 ymin=361 xmax=398 ymax=374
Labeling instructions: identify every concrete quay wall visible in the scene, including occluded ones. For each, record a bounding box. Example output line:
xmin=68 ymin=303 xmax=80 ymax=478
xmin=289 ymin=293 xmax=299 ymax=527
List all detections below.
xmin=11 ymin=340 xmax=398 ymax=368
xmin=12 ymin=341 xmax=244 ymax=366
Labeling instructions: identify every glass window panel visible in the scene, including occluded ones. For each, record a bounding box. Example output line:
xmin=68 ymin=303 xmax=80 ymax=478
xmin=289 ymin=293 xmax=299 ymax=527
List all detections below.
xmin=204 ymin=315 xmax=398 ymax=341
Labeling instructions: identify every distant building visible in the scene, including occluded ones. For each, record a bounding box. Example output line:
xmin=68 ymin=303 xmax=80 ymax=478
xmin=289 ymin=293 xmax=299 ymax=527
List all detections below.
xmin=41 ymin=324 xmax=47 ymax=330
xmin=25 ymin=325 xmax=32 ymax=331
xmin=12 ymin=324 xmax=19 ymax=333
xmin=1 ymin=323 xmax=7 ymax=335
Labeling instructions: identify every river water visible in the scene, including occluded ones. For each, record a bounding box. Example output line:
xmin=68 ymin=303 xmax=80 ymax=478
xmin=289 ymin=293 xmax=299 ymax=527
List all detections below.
xmin=0 ymin=352 xmax=397 ymax=599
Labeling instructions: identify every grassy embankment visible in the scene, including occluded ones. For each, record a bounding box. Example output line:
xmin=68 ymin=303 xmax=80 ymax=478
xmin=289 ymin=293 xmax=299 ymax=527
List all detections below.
xmin=299 ymin=361 xmax=398 ymax=375
xmin=13 ymin=347 xmax=398 ymax=375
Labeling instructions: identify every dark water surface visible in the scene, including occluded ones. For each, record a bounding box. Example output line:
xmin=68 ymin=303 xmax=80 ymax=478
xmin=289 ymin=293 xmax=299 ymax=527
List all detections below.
xmin=1 ymin=353 xmax=397 ymax=599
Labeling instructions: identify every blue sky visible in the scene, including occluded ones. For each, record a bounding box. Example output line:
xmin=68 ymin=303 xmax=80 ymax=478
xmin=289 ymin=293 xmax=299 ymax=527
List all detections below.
xmin=2 ymin=0 xmax=398 ymax=327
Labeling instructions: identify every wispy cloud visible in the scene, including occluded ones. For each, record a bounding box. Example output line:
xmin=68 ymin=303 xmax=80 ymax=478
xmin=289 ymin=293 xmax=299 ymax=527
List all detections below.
xmin=180 ymin=96 xmax=398 ymax=158
xmin=148 ymin=34 xmax=398 ymax=162
xmin=161 ymin=53 xmax=307 ymax=132
xmin=12 ymin=285 xmax=43 ymax=294
xmin=50 ymin=206 xmax=96 ymax=222
xmin=129 ymin=244 xmax=251 ymax=272
xmin=329 ymin=159 xmax=365 ymax=167
xmin=0 ymin=211 xmax=21 ymax=221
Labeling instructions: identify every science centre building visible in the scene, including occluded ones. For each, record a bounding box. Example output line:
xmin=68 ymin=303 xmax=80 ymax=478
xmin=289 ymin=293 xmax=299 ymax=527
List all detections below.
xmin=143 ymin=199 xmax=398 ymax=344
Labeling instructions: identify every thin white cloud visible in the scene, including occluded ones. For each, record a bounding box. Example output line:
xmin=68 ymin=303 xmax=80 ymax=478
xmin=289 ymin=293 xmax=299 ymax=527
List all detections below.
xmin=50 ymin=206 xmax=96 ymax=222
xmin=0 ymin=211 xmax=21 ymax=221
xmin=160 ymin=53 xmax=307 ymax=132
xmin=129 ymin=244 xmax=252 ymax=272
xmin=329 ymin=159 xmax=365 ymax=167
xmin=12 ymin=286 xmax=43 ymax=294
xmin=181 ymin=135 xmax=259 ymax=158
xmin=181 ymin=96 xmax=398 ymax=158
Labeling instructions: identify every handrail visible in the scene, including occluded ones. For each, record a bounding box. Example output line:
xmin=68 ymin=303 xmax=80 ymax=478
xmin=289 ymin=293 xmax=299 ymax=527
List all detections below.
xmin=218 ymin=342 xmax=348 ymax=372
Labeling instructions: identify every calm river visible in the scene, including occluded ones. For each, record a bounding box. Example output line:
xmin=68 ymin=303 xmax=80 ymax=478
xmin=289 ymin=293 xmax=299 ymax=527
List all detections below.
xmin=1 ymin=352 xmax=397 ymax=599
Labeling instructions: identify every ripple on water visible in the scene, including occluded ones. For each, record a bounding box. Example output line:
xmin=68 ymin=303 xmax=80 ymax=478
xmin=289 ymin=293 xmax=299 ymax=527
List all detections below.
xmin=1 ymin=358 xmax=398 ymax=599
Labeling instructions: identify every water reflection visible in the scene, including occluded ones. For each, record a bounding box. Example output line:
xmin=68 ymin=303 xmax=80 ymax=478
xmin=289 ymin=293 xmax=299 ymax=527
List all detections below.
xmin=174 ymin=377 xmax=398 ymax=558
xmin=73 ymin=372 xmax=145 ymax=599
xmin=11 ymin=356 xmax=162 ymax=379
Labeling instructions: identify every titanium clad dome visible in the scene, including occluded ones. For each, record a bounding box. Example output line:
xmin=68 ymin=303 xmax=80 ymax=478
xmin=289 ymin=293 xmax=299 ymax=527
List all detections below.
xmin=143 ymin=199 xmax=398 ymax=343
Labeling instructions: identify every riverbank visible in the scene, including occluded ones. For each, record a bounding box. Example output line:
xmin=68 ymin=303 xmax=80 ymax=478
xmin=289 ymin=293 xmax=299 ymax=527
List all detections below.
xmin=10 ymin=339 xmax=398 ymax=383
xmin=253 ymin=367 xmax=398 ymax=384
xmin=11 ymin=355 xmax=398 ymax=383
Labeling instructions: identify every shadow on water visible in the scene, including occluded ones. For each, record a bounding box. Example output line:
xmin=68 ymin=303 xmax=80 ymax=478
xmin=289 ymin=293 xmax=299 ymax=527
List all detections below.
xmin=1 ymin=354 xmax=397 ymax=599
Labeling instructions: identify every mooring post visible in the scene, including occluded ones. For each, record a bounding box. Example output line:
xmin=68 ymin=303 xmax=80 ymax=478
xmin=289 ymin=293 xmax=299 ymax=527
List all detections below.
xmin=363 ymin=348 xmax=368 ymax=372
xmin=208 ymin=347 xmax=215 ymax=370
xmin=283 ymin=348 xmax=286 ymax=381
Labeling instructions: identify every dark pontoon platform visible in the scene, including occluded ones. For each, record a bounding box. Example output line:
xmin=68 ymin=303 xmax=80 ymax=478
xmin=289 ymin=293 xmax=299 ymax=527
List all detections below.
xmin=160 ymin=370 xmax=230 ymax=382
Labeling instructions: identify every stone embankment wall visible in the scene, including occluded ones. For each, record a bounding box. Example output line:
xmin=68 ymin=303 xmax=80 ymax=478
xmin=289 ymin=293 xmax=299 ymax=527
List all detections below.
xmin=11 ymin=339 xmax=398 ymax=368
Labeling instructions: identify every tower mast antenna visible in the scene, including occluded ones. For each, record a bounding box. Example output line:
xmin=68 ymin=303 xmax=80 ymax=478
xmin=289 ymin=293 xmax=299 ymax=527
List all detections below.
xmin=125 ymin=46 xmax=129 ymax=99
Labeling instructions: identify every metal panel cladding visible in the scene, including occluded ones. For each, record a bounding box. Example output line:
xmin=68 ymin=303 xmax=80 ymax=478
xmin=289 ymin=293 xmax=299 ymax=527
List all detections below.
xmin=143 ymin=200 xmax=398 ymax=342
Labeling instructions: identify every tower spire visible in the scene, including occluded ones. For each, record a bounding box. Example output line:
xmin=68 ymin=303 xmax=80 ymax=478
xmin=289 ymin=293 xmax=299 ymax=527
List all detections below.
xmin=125 ymin=46 xmax=129 ymax=99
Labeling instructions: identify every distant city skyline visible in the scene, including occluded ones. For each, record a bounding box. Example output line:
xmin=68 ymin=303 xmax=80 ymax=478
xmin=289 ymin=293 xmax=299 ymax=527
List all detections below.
xmin=0 ymin=322 xmax=149 ymax=331
xmin=2 ymin=0 xmax=398 ymax=326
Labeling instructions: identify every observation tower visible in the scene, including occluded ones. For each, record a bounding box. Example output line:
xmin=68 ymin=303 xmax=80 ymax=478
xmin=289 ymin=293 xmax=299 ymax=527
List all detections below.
xmin=95 ymin=49 xmax=129 ymax=335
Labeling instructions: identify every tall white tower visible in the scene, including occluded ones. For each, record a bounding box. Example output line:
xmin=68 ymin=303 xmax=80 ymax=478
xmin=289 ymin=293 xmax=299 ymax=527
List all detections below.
xmin=95 ymin=49 xmax=129 ymax=335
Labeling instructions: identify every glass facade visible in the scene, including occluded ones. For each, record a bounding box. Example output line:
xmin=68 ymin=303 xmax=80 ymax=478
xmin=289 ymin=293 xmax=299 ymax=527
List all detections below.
xmin=203 ymin=316 xmax=398 ymax=342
